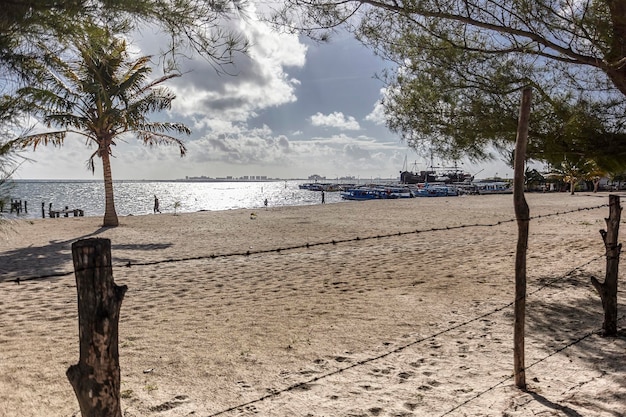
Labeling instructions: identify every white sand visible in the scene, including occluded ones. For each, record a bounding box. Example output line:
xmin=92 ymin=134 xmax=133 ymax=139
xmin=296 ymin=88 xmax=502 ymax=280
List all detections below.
xmin=0 ymin=192 xmax=624 ymax=416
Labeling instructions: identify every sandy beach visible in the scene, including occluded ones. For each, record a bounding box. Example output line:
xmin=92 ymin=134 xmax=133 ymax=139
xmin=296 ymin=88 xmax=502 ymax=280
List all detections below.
xmin=0 ymin=192 xmax=624 ymax=417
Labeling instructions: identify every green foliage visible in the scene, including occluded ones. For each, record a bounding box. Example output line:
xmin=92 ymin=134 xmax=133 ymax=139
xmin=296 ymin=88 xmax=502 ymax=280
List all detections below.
xmin=0 ymin=0 xmax=248 ymax=82
xmin=0 ymin=0 xmax=247 ymax=193
xmin=548 ymin=157 xmax=604 ymax=194
xmin=275 ymin=0 xmax=626 ymax=170
xmin=12 ymin=31 xmax=190 ymax=158
xmin=378 ymin=40 xmax=626 ymax=171
xmin=379 ymin=43 xmax=527 ymax=162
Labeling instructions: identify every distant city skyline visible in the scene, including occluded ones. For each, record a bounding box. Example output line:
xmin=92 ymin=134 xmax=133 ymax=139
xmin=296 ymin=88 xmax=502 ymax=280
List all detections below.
xmin=12 ymin=2 xmax=515 ymax=181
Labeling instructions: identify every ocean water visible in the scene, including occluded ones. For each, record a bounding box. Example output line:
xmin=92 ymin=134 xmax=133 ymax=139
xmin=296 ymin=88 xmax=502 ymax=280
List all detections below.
xmin=1 ymin=180 xmax=348 ymax=219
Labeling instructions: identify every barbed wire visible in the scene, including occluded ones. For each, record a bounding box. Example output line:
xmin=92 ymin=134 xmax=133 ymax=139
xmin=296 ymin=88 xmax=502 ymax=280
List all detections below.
xmin=2 ymin=202 xmax=619 ymax=415
xmin=437 ymin=314 xmax=626 ymax=417
xmin=205 ymin=255 xmax=609 ymax=417
xmin=5 ymin=203 xmax=609 ymax=285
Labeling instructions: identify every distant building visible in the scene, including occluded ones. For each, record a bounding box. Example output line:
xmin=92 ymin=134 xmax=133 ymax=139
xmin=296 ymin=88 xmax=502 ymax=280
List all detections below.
xmin=308 ymin=174 xmax=326 ymax=181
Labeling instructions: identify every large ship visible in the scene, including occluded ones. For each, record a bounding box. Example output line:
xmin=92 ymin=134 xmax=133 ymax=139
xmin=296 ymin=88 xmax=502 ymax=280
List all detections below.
xmin=400 ymin=158 xmax=474 ymax=184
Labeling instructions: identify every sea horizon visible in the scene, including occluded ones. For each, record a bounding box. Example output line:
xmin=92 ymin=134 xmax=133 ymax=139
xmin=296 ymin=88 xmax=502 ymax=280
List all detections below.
xmin=7 ymin=176 xmax=391 ymax=183
xmin=1 ymin=179 xmax=360 ymax=220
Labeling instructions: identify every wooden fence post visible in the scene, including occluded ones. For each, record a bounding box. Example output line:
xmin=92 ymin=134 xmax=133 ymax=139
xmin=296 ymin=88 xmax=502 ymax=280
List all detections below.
xmin=513 ymin=87 xmax=532 ymax=390
xmin=591 ymin=195 xmax=622 ymax=336
xmin=68 ymin=238 xmax=127 ymax=417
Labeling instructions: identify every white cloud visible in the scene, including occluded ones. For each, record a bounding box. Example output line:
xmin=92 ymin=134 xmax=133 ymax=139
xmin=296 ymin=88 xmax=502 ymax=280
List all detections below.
xmin=310 ymin=111 xmax=361 ymax=130
xmin=365 ymin=91 xmax=387 ymax=125
xmin=365 ymin=102 xmax=386 ymax=126
xmin=133 ymin=2 xmax=307 ymax=125
xmin=20 ymin=4 xmax=515 ymax=182
xmin=101 ymin=126 xmax=406 ymax=179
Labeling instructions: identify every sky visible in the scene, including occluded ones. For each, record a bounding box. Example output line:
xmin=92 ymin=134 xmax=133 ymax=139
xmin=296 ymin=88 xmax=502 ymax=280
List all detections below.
xmin=12 ymin=3 xmax=515 ymax=181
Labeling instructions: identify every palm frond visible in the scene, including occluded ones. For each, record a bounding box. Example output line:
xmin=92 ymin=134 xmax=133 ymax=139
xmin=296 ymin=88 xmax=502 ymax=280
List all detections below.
xmin=136 ymin=73 xmax=181 ymax=94
xmin=17 ymin=31 xmax=190 ymax=165
xmin=136 ymin=122 xmax=192 ymax=136
xmin=136 ymin=131 xmax=188 ymax=156
xmin=126 ymin=89 xmax=176 ymax=117
xmin=86 ymin=149 xmax=99 ymax=174
xmin=17 ymin=86 xmax=73 ymax=114
xmin=10 ymin=131 xmax=67 ymax=151
xmin=43 ymin=113 xmax=90 ymax=130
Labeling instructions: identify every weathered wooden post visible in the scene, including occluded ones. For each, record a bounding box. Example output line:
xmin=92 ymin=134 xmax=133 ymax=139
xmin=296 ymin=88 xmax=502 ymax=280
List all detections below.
xmin=41 ymin=202 xmax=45 ymax=219
xmin=513 ymin=87 xmax=532 ymax=390
xmin=591 ymin=195 xmax=622 ymax=336
xmin=68 ymin=238 xmax=127 ymax=417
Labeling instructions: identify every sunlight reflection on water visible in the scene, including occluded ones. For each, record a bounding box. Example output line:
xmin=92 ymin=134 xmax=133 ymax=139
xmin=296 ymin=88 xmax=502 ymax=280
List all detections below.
xmin=4 ymin=180 xmax=345 ymax=218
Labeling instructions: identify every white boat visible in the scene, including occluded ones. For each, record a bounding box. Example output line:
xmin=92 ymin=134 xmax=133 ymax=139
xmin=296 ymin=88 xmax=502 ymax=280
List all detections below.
xmin=341 ymin=185 xmax=414 ymax=200
xmin=414 ymin=184 xmax=458 ymax=197
xmin=475 ymin=182 xmax=513 ymax=194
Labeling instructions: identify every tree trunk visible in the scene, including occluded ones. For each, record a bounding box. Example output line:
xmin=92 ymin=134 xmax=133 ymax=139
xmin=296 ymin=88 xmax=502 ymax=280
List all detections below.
xmin=68 ymin=238 xmax=127 ymax=417
xmin=101 ymin=147 xmax=119 ymax=227
xmin=591 ymin=195 xmax=622 ymax=336
xmin=570 ymin=179 xmax=575 ymax=195
xmin=593 ymin=179 xmax=600 ymax=193
xmin=513 ymin=87 xmax=531 ymax=390
xmin=606 ymin=1 xmax=626 ymax=96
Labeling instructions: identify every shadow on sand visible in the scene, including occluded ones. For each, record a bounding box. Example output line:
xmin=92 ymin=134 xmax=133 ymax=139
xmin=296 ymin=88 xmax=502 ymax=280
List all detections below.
xmin=526 ymin=391 xmax=585 ymax=417
xmin=0 ymin=227 xmax=173 ymax=283
xmin=523 ymin=271 xmax=625 ymax=415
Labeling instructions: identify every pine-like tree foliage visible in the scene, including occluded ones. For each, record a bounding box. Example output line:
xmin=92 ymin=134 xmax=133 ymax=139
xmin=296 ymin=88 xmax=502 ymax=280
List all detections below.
xmin=274 ymin=1 xmax=626 ymax=170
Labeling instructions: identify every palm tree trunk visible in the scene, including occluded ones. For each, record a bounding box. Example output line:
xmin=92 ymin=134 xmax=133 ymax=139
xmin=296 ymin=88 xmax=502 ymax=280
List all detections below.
xmin=101 ymin=149 xmax=119 ymax=227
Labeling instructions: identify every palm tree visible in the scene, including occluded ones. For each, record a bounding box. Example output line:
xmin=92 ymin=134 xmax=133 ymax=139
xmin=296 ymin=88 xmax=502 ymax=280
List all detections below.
xmin=11 ymin=32 xmax=190 ymax=226
xmin=549 ymin=157 xmax=597 ymax=195
xmin=583 ymin=162 xmax=607 ymax=193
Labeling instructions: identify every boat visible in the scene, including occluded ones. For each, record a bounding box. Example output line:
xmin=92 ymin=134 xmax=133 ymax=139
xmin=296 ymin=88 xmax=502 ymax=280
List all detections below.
xmin=341 ymin=187 xmax=384 ymax=201
xmin=299 ymin=182 xmax=344 ymax=191
xmin=381 ymin=186 xmax=414 ymax=198
xmin=414 ymin=184 xmax=458 ymax=197
xmin=475 ymin=181 xmax=513 ymax=194
xmin=400 ymin=169 xmax=438 ymax=184
xmin=341 ymin=185 xmax=415 ymax=200
xmin=299 ymin=183 xmax=316 ymax=190
xmin=400 ymin=158 xmax=473 ymax=185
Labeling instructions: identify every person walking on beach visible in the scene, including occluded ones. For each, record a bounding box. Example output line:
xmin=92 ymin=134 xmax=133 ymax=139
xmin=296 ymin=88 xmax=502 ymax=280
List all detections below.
xmin=321 ymin=190 xmax=325 ymax=204
xmin=153 ymin=195 xmax=161 ymax=213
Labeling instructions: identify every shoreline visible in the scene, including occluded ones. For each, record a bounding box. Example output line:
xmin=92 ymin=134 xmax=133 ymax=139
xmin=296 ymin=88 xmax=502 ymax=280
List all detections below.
xmin=0 ymin=188 xmax=613 ymax=219
xmin=1 ymin=193 xmax=624 ymax=416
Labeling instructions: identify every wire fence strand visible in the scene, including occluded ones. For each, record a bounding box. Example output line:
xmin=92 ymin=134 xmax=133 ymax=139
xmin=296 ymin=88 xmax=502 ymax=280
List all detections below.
xmin=205 ymin=254 xmax=611 ymax=417
xmin=2 ymin=201 xmax=620 ymax=415
xmin=5 ymin=203 xmax=609 ymax=285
